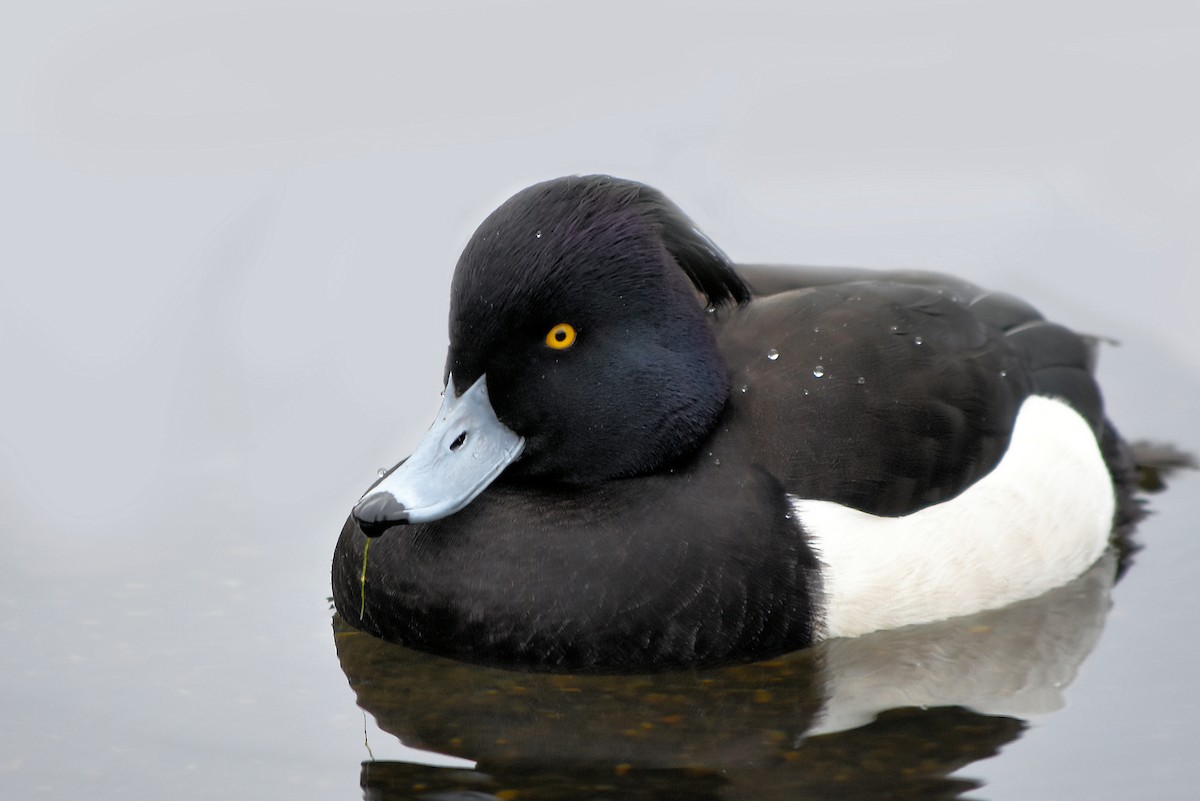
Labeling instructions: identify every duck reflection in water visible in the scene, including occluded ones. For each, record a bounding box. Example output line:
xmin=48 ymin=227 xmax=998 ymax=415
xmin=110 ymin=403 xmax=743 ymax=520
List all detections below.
xmin=334 ymin=547 xmax=1130 ymax=801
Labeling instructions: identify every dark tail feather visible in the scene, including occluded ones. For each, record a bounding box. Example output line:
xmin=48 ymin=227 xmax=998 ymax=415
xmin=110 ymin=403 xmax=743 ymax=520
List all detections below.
xmin=1105 ymin=430 xmax=1195 ymax=580
xmin=1129 ymin=441 xmax=1197 ymax=491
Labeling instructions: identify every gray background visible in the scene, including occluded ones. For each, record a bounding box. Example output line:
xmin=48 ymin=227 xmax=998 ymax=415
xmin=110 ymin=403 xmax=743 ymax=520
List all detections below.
xmin=3 ymin=1 xmax=1198 ymax=799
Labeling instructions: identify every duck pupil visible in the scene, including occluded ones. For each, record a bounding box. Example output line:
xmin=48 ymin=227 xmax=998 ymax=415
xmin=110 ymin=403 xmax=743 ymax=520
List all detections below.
xmin=555 ymin=329 xmax=566 ymax=341
xmin=449 ymin=432 xmax=467 ymax=451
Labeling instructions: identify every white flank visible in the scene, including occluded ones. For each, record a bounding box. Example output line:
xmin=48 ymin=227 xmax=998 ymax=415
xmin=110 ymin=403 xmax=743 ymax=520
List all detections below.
xmin=794 ymin=395 xmax=1116 ymax=639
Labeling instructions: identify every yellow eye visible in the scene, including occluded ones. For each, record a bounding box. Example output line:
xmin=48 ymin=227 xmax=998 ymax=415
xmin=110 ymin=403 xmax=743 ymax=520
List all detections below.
xmin=545 ymin=323 xmax=577 ymax=350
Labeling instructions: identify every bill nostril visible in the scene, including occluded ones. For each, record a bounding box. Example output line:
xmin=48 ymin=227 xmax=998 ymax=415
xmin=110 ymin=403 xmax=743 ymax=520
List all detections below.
xmin=449 ymin=431 xmax=468 ymax=451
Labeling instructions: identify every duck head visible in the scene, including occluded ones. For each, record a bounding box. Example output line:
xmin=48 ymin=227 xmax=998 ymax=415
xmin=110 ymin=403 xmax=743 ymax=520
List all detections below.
xmin=352 ymin=175 xmax=749 ymax=536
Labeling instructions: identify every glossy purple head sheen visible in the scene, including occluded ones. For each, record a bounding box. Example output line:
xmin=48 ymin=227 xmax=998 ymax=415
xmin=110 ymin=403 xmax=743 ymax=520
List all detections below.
xmin=445 ymin=175 xmax=749 ymax=485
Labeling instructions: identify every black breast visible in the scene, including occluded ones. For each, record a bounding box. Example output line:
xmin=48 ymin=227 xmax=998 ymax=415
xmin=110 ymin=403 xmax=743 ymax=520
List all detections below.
xmin=332 ymin=461 xmax=822 ymax=672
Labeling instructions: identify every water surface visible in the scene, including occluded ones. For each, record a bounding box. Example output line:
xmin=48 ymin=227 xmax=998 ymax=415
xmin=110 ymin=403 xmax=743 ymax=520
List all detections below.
xmin=3 ymin=3 xmax=1199 ymax=799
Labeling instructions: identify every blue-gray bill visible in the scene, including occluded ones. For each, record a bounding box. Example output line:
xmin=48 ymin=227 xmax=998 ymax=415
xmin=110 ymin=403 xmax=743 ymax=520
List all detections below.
xmin=351 ymin=375 xmax=524 ymax=537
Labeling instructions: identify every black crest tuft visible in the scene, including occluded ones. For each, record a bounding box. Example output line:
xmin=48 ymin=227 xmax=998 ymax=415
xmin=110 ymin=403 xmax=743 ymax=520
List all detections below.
xmin=523 ymin=175 xmax=750 ymax=308
xmin=620 ymin=178 xmax=751 ymax=308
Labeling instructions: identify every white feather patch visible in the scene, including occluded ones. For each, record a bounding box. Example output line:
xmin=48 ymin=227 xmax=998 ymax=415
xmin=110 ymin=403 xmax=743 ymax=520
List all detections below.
xmin=793 ymin=395 xmax=1115 ymax=639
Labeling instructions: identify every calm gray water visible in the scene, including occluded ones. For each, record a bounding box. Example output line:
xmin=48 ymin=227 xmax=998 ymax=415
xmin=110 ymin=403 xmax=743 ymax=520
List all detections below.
xmin=3 ymin=3 xmax=1199 ymax=799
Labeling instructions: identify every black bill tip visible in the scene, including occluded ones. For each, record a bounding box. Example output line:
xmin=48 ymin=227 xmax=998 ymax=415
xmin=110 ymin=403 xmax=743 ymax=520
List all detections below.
xmin=352 ymin=492 xmax=409 ymax=538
